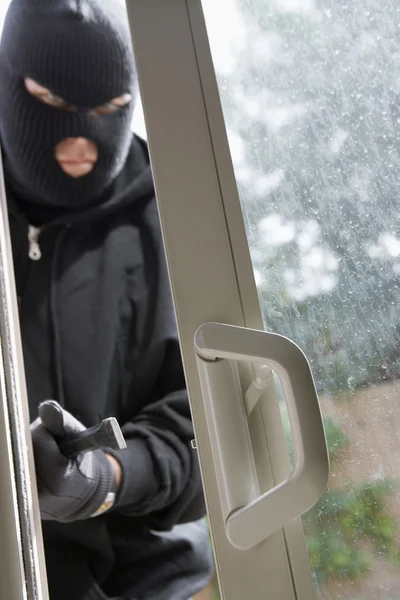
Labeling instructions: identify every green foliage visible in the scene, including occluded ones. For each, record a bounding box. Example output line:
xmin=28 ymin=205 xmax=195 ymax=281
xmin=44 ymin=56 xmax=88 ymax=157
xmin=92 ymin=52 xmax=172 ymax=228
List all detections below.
xmin=282 ymin=410 xmax=400 ymax=583
xmin=282 ymin=411 xmax=349 ymax=465
xmin=322 ymin=415 xmax=349 ymax=459
xmin=304 ymin=479 xmax=400 ymax=583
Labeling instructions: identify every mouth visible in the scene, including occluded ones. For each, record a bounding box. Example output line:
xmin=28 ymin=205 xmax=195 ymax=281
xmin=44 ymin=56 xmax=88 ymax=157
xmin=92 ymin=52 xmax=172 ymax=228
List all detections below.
xmin=57 ymin=159 xmax=96 ymax=178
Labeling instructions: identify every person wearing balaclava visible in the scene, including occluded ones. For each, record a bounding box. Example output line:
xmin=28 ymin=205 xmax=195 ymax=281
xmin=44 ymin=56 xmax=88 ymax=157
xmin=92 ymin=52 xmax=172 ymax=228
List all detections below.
xmin=0 ymin=1 xmax=213 ymax=599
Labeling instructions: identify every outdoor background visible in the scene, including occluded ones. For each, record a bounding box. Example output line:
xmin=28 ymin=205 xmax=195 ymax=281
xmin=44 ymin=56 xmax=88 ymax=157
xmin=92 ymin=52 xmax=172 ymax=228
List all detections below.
xmin=201 ymin=0 xmax=400 ymax=598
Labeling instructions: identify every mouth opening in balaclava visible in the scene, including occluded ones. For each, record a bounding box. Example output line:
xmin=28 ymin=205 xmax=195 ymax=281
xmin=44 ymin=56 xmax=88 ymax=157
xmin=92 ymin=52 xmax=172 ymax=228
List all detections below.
xmin=0 ymin=0 xmax=138 ymax=208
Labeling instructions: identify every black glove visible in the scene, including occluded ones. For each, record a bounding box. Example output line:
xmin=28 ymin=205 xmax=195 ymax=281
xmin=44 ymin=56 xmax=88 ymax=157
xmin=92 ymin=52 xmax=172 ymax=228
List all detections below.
xmin=31 ymin=400 xmax=115 ymax=522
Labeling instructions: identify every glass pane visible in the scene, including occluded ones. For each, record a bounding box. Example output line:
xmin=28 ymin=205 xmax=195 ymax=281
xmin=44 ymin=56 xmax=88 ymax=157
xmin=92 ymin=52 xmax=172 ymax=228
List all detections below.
xmin=202 ymin=0 xmax=400 ymax=598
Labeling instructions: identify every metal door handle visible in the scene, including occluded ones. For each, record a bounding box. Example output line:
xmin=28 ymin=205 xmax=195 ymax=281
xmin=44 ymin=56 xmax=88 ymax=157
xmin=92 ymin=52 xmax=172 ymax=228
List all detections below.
xmin=194 ymin=322 xmax=329 ymax=550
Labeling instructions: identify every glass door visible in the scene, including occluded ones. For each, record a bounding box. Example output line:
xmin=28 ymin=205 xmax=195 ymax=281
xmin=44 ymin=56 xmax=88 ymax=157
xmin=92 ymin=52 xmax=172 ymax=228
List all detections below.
xmin=127 ymin=0 xmax=327 ymax=599
xmin=200 ymin=1 xmax=400 ymax=599
xmin=2 ymin=1 xmax=325 ymax=598
xmin=128 ymin=0 xmax=400 ymax=599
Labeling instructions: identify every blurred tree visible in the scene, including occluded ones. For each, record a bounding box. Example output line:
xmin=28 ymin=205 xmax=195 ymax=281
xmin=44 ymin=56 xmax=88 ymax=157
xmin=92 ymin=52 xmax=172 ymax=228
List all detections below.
xmin=213 ymin=0 xmax=400 ymax=395
xmin=202 ymin=1 xmax=400 ymax=596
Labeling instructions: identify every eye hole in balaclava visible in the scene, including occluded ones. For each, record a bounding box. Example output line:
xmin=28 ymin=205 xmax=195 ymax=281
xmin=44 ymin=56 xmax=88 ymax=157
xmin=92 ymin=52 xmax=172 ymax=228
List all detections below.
xmin=0 ymin=0 xmax=138 ymax=207
xmin=24 ymin=77 xmax=133 ymax=115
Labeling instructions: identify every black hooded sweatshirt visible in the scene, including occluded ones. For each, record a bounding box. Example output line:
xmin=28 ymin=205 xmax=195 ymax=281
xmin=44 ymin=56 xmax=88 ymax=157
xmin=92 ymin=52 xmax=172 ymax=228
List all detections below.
xmin=6 ymin=136 xmax=213 ymax=600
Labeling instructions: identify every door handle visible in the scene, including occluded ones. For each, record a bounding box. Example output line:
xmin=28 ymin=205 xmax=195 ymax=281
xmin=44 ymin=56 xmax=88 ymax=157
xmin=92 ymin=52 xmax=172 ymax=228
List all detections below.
xmin=194 ymin=322 xmax=329 ymax=550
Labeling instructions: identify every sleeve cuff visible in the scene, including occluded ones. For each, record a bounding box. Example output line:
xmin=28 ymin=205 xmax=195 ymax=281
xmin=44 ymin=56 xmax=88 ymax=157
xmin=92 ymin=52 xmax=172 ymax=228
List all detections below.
xmin=105 ymin=437 xmax=158 ymax=512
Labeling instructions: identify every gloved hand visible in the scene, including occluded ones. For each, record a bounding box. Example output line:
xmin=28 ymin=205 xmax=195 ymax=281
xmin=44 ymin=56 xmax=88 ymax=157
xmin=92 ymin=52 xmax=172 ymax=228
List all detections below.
xmin=31 ymin=400 xmax=115 ymax=522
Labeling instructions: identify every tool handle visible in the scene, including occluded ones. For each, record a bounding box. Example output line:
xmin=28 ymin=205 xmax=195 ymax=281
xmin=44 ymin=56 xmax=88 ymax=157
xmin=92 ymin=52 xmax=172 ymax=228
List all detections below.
xmin=58 ymin=418 xmax=127 ymax=458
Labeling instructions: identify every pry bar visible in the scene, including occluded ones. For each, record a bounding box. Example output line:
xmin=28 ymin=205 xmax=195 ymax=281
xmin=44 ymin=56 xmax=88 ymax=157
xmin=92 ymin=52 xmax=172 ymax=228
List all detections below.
xmin=58 ymin=418 xmax=127 ymax=458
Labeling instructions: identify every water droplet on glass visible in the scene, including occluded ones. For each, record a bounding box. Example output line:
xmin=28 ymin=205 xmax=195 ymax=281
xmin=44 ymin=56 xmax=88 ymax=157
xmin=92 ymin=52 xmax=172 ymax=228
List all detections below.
xmin=347 ymin=377 xmax=356 ymax=391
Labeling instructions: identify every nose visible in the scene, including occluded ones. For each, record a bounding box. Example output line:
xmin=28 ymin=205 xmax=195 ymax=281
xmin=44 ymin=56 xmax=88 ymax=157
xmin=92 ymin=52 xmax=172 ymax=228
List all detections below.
xmin=55 ymin=137 xmax=98 ymax=178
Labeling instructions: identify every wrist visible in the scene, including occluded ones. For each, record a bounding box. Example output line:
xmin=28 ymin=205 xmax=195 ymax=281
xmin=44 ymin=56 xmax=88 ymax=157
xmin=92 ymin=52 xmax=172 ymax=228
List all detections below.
xmin=105 ymin=452 xmax=122 ymax=489
xmin=89 ymin=452 xmax=121 ymax=519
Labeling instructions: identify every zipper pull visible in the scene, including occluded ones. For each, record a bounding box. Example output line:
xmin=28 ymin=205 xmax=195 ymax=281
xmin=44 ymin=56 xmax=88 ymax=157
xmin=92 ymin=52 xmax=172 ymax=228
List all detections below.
xmin=28 ymin=225 xmax=42 ymax=261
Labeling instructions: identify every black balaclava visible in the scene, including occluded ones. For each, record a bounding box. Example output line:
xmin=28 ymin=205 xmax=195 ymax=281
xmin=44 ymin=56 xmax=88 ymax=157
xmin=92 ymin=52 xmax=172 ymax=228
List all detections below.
xmin=0 ymin=0 xmax=137 ymax=207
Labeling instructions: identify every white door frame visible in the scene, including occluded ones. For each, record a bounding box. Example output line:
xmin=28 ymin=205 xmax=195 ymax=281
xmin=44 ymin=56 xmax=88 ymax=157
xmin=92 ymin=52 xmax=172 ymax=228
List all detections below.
xmin=0 ymin=150 xmax=49 ymax=599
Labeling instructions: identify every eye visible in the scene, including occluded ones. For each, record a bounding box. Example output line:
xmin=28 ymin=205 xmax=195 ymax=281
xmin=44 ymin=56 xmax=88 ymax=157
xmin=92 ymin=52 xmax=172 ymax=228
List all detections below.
xmin=24 ymin=77 xmax=76 ymax=111
xmin=24 ymin=78 xmax=132 ymax=115
xmin=92 ymin=102 xmax=120 ymax=116
xmin=92 ymin=93 xmax=132 ymax=116
xmin=44 ymin=92 xmax=75 ymax=110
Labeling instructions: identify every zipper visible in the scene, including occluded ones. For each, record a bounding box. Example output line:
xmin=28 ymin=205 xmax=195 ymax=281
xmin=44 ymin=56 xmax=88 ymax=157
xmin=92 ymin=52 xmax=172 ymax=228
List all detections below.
xmin=28 ymin=225 xmax=42 ymax=261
